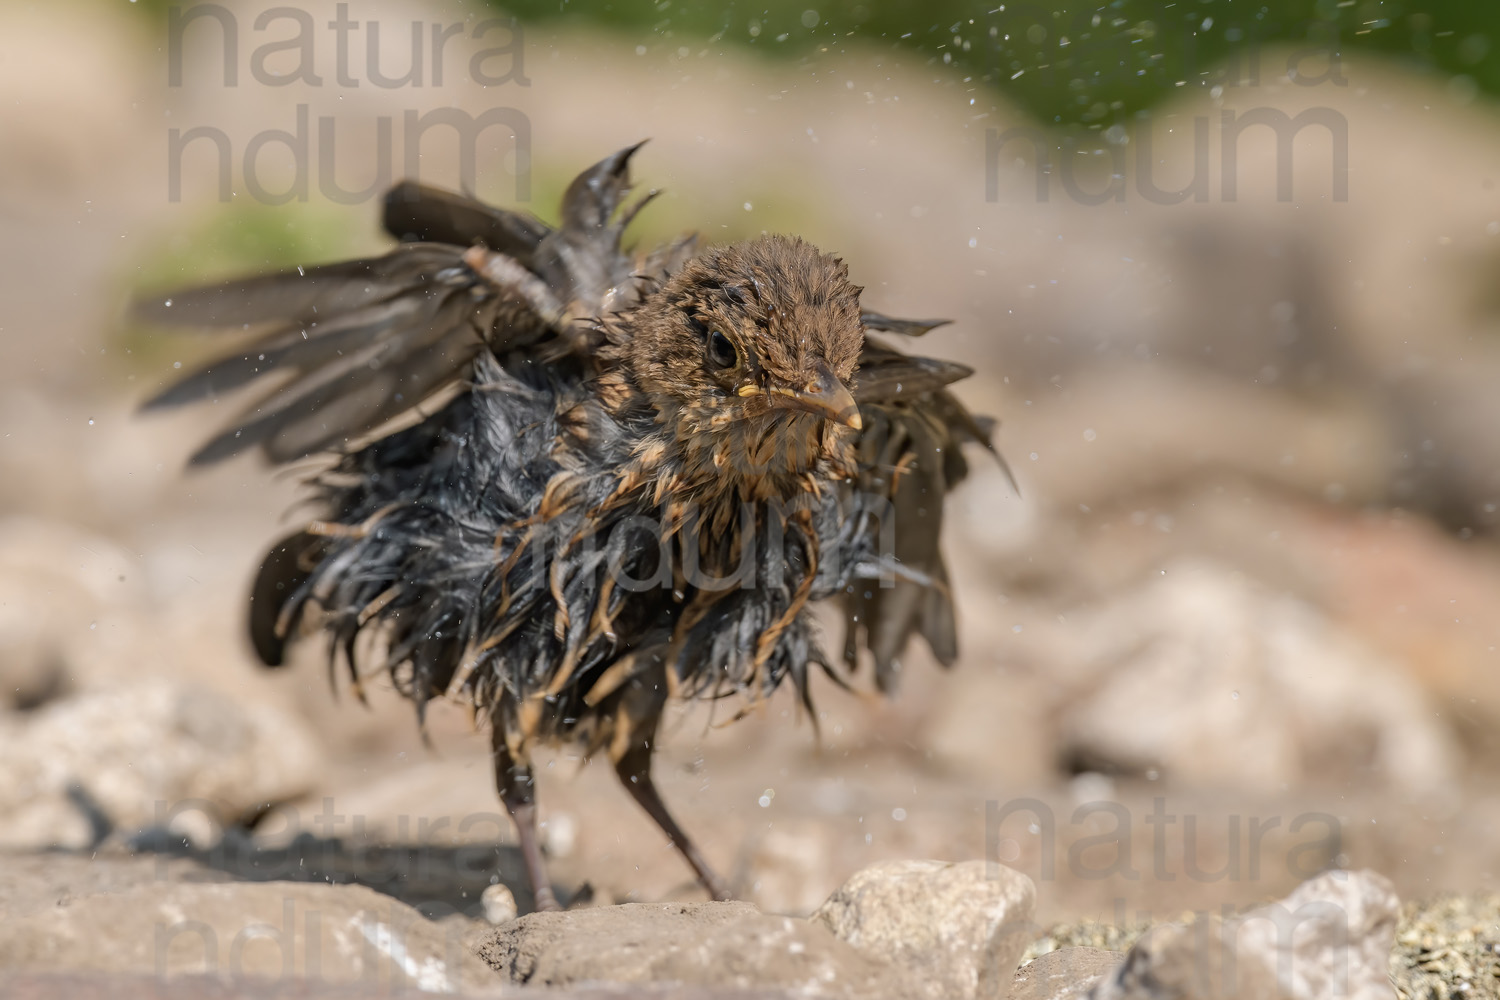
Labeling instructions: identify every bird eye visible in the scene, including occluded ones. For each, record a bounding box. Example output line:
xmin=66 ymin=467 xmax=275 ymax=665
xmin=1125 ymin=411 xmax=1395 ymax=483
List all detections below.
xmin=705 ymin=330 xmax=738 ymax=370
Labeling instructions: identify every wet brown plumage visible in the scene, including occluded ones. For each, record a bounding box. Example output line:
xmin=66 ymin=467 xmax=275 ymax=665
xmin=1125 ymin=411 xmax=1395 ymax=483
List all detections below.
xmin=138 ymin=144 xmax=1002 ymax=911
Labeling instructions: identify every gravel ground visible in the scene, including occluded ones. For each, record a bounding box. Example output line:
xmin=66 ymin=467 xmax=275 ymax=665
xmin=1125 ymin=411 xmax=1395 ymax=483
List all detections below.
xmin=1021 ymin=895 xmax=1500 ymax=1000
xmin=1021 ymin=918 xmax=1157 ymax=963
xmin=1390 ymin=896 xmax=1500 ymax=1000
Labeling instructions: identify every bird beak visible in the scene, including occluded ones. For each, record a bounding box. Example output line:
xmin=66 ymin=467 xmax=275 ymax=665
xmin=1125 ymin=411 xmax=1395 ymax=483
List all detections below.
xmin=767 ymin=360 xmax=863 ymax=430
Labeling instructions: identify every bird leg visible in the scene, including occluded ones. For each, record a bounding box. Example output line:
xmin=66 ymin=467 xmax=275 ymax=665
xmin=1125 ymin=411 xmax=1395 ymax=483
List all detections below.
xmin=491 ymin=728 xmax=561 ymax=912
xmin=613 ymin=740 xmax=734 ymax=902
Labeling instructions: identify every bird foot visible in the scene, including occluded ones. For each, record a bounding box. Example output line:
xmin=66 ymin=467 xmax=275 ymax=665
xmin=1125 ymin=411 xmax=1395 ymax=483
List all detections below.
xmin=532 ymin=885 xmax=563 ymax=913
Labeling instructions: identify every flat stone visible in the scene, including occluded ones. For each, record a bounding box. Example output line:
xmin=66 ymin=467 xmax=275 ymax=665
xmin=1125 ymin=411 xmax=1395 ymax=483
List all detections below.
xmin=0 ymin=972 xmax=802 ymax=999
xmin=0 ymin=879 xmax=499 ymax=993
xmin=0 ymin=974 xmax=490 ymax=1000
xmin=476 ymin=900 xmax=925 ymax=1000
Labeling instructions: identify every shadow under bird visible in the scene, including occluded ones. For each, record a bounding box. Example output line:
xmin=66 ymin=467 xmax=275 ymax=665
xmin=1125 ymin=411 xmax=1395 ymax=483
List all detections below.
xmin=138 ymin=143 xmax=1003 ymax=911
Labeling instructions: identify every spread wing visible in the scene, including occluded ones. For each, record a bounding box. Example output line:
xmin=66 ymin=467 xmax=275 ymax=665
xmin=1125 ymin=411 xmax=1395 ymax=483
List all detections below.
xmin=842 ymin=327 xmax=1009 ymax=692
xmin=135 ymin=143 xmax=674 ymax=466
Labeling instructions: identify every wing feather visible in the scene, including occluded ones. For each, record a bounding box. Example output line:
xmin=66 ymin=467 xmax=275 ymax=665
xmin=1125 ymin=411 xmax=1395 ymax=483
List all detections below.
xmin=853 ymin=337 xmax=975 ymax=402
xmin=842 ymin=331 xmax=1001 ymax=690
xmin=186 ymin=287 xmax=483 ymax=464
xmin=136 ymin=144 xmax=660 ymax=466
xmin=860 ymin=310 xmax=951 ymax=337
xmin=383 ymin=180 xmax=550 ymax=260
xmin=142 ymin=295 xmax=438 ymax=410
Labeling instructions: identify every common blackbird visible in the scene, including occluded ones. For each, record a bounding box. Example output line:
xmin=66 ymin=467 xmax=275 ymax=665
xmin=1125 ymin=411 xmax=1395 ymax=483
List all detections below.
xmin=139 ymin=144 xmax=1001 ymax=910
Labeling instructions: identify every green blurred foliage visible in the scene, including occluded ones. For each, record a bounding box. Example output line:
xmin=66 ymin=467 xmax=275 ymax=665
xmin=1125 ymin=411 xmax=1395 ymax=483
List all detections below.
xmin=126 ymin=0 xmax=1497 ymax=124
xmin=121 ymin=200 xmax=380 ymax=371
xmin=490 ymin=0 xmax=1495 ymax=125
xmin=119 ymin=0 xmax=1497 ymax=312
xmin=135 ymin=202 xmax=375 ymax=289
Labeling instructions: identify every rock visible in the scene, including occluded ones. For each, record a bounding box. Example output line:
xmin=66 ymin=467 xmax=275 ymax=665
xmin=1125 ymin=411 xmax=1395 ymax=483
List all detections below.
xmin=0 ymin=879 xmax=500 ymax=992
xmin=1090 ymin=919 xmax=1291 ymax=1000
xmin=1011 ymin=948 xmax=1124 ymax=1000
xmin=746 ymin=821 xmax=838 ymax=915
xmin=482 ymin=883 xmax=518 ymax=925
xmin=0 ymin=971 xmax=805 ymax=999
xmin=993 ymin=366 xmax=1393 ymax=524
xmin=1089 ymin=869 xmax=1400 ymax=1000
xmin=811 ymin=859 xmax=1037 ymax=1000
xmin=475 ymin=900 xmax=924 ymax=1000
xmin=1053 ymin=560 xmax=1460 ymax=797
xmin=0 ymin=518 xmax=145 ymax=708
xmin=1231 ymin=870 xmax=1401 ymax=1000
xmin=0 ymin=518 xmax=318 ymax=735
xmin=542 ymin=811 xmax=578 ymax=859
xmin=0 ymin=679 xmax=323 ymax=849
xmin=921 ymin=665 xmax=1056 ymax=786
xmin=0 ymin=852 xmax=232 ymax=923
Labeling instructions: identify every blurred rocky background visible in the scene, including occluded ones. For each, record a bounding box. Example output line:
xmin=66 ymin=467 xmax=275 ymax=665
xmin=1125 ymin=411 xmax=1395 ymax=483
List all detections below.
xmin=2 ymin=0 xmax=1499 ymax=995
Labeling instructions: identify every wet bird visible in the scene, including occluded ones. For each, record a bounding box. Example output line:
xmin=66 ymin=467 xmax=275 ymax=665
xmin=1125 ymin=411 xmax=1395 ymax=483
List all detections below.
xmin=138 ymin=144 xmax=1001 ymax=910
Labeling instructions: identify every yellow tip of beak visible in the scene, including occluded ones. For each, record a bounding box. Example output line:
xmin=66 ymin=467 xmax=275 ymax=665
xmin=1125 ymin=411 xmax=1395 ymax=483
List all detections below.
xmin=767 ymin=363 xmax=862 ymax=430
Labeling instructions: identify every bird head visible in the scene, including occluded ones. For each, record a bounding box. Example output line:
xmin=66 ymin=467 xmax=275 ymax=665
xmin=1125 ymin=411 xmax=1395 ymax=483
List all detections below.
xmin=626 ymin=235 xmax=865 ymax=464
